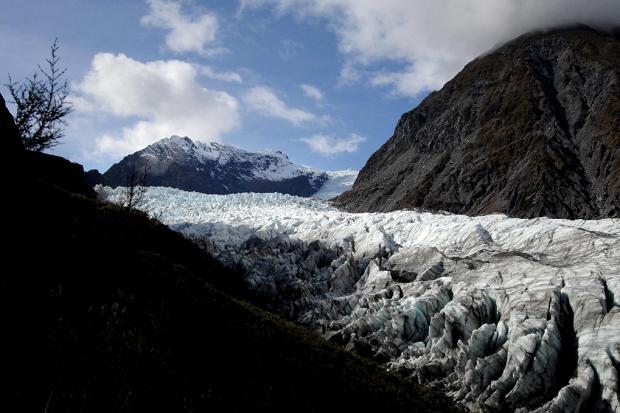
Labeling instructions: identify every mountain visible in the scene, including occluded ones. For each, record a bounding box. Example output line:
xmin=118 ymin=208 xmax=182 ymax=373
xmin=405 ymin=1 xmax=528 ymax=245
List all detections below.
xmin=335 ymin=26 xmax=620 ymax=219
xmin=2 ymin=94 xmax=458 ymax=412
xmin=102 ymin=136 xmax=329 ymax=197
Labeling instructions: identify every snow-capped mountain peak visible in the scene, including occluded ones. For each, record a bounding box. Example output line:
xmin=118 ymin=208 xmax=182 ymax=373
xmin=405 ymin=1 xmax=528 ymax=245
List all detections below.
xmin=103 ymin=136 xmax=334 ymax=197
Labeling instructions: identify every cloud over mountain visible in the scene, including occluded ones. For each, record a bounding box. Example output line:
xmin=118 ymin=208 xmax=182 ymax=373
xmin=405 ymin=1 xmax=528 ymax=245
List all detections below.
xmin=241 ymin=0 xmax=620 ymax=96
xmin=73 ymin=53 xmax=240 ymax=157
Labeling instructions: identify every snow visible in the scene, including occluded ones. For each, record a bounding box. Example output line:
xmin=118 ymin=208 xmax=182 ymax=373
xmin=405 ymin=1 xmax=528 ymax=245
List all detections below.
xmin=312 ymin=169 xmax=358 ymax=200
xmin=96 ymin=185 xmax=620 ymax=412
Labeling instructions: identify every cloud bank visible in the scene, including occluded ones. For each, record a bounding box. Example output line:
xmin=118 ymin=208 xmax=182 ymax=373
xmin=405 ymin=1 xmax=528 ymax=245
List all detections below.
xmin=74 ymin=53 xmax=240 ymax=157
xmin=241 ymin=0 xmax=620 ymax=96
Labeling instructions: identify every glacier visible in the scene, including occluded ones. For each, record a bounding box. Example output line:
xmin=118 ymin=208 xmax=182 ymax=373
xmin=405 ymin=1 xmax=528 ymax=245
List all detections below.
xmin=98 ymin=186 xmax=620 ymax=413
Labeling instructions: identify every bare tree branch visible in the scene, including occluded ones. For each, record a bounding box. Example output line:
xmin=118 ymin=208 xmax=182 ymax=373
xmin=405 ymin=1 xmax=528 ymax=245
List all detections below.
xmin=5 ymin=38 xmax=72 ymax=151
xmin=121 ymin=160 xmax=149 ymax=212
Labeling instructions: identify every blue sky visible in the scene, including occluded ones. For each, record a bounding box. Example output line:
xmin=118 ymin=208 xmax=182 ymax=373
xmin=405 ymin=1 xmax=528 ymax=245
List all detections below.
xmin=2 ymin=0 xmax=618 ymax=172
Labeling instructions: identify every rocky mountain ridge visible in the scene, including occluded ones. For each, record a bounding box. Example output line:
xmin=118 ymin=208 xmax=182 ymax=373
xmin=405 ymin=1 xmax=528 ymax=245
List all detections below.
xmin=335 ymin=26 xmax=620 ymax=219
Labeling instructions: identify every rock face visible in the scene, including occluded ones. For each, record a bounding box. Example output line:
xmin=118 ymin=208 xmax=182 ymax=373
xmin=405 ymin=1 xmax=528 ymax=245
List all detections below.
xmin=103 ymin=136 xmax=329 ymax=197
xmin=335 ymin=27 xmax=620 ymax=219
xmin=98 ymin=187 xmax=620 ymax=413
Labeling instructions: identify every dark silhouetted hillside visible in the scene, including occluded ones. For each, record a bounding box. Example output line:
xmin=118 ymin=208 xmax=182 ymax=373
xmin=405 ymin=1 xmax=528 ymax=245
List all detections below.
xmin=1 ymin=94 xmax=459 ymax=412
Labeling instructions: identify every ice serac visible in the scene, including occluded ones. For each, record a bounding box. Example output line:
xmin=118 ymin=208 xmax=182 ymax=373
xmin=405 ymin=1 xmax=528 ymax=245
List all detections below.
xmin=98 ymin=187 xmax=620 ymax=413
xmin=103 ymin=136 xmax=329 ymax=196
xmin=335 ymin=27 xmax=620 ymax=219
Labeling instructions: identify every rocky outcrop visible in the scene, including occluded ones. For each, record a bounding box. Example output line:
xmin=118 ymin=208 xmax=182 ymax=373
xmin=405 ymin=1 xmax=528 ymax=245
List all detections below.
xmin=335 ymin=27 xmax=620 ymax=219
xmin=103 ymin=135 xmax=328 ymax=196
xmin=97 ymin=187 xmax=620 ymax=412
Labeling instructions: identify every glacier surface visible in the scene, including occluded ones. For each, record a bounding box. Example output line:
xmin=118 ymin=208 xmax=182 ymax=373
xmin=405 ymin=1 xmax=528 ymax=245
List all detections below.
xmin=312 ymin=169 xmax=358 ymax=200
xmin=98 ymin=186 xmax=620 ymax=413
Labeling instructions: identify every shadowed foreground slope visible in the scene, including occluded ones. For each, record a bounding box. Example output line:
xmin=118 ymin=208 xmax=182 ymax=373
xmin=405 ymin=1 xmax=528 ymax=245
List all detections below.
xmin=1 ymin=99 xmax=458 ymax=411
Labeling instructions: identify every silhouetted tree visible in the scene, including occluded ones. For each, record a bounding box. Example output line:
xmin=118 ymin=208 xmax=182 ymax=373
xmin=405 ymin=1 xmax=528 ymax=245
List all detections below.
xmin=5 ymin=38 xmax=72 ymax=151
xmin=121 ymin=160 xmax=149 ymax=211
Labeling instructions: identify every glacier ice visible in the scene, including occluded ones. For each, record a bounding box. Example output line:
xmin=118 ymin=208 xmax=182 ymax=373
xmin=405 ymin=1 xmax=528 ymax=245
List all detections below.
xmin=98 ymin=186 xmax=620 ymax=412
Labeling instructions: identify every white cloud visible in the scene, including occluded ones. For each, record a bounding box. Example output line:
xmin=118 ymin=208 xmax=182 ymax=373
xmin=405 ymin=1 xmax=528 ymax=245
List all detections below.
xmin=300 ymin=84 xmax=324 ymax=101
xmin=300 ymin=133 xmax=365 ymax=156
xmin=242 ymin=0 xmax=620 ymax=96
xmin=74 ymin=53 xmax=240 ymax=157
xmin=338 ymin=61 xmax=361 ymax=86
xmin=201 ymin=65 xmax=243 ymax=83
xmin=141 ymin=0 xmax=221 ymax=56
xmin=243 ymin=86 xmax=321 ymax=125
